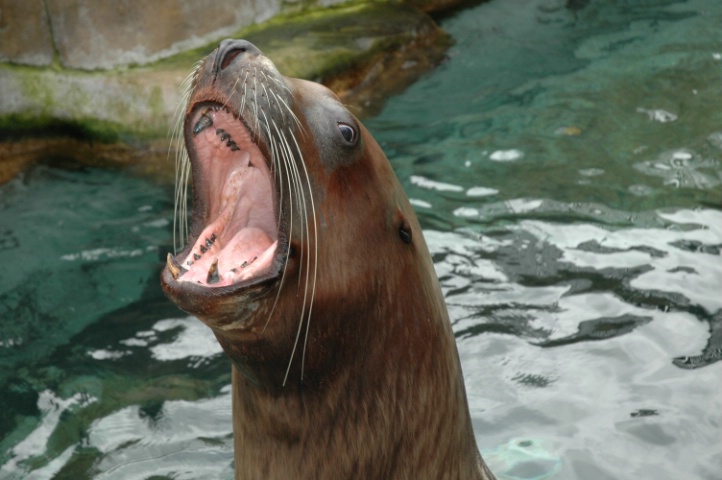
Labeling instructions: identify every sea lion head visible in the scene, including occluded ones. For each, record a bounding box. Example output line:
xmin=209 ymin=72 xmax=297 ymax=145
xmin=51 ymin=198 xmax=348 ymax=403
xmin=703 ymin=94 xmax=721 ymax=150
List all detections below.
xmin=160 ymin=39 xmax=425 ymax=388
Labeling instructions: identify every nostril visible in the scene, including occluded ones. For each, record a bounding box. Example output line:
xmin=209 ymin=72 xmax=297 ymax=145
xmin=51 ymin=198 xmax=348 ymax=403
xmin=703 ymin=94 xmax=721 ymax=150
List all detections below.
xmin=212 ymin=39 xmax=261 ymax=76
xmin=220 ymin=47 xmax=246 ymax=71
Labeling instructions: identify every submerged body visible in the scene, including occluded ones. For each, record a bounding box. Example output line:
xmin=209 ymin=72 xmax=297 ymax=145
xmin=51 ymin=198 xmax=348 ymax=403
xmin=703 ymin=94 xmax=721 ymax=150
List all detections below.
xmin=160 ymin=39 xmax=495 ymax=479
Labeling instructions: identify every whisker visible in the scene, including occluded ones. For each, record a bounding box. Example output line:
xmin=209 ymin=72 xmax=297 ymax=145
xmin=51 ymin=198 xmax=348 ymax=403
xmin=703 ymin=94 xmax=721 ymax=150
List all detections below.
xmin=287 ymin=129 xmax=318 ymax=382
xmin=265 ymin=71 xmax=293 ymax=95
xmin=262 ymin=125 xmax=296 ymax=335
xmin=280 ymin=127 xmax=318 ymax=385
xmin=259 ymin=109 xmax=273 ymax=149
xmin=222 ymin=72 xmax=243 ymax=113
xmin=241 ymin=71 xmax=249 ymax=121
xmin=170 ymin=61 xmax=201 ymax=252
xmin=270 ymin=89 xmax=303 ymax=132
xmin=252 ymin=68 xmax=261 ymax=136
xmin=173 ymin=154 xmax=189 ymax=251
xmin=259 ymin=78 xmax=271 ymax=110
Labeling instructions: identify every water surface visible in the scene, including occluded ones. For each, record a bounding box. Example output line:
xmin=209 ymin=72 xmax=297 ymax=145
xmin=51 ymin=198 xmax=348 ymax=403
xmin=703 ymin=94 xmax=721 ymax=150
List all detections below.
xmin=1 ymin=0 xmax=721 ymax=479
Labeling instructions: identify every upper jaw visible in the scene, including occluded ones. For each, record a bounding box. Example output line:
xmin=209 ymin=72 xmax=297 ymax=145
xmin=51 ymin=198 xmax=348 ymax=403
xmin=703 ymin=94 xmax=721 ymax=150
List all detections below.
xmin=162 ymin=102 xmax=285 ymax=300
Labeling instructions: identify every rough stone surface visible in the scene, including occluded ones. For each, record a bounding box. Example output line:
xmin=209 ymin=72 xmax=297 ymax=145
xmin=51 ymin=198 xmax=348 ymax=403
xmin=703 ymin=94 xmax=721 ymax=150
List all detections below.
xmin=0 ymin=0 xmax=463 ymax=70
xmin=243 ymin=4 xmax=446 ymax=83
xmin=0 ymin=65 xmax=183 ymax=135
xmin=0 ymin=3 xmax=446 ymax=134
xmin=0 ymin=0 xmax=54 ymax=67
xmin=0 ymin=1 xmax=452 ymax=184
xmin=46 ymin=0 xmax=279 ymax=70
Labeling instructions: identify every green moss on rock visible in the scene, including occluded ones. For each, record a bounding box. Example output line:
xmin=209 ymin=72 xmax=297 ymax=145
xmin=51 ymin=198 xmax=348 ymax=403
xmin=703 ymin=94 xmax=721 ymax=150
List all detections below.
xmin=0 ymin=2 xmax=451 ymax=183
xmin=0 ymin=114 xmax=120 ymax=144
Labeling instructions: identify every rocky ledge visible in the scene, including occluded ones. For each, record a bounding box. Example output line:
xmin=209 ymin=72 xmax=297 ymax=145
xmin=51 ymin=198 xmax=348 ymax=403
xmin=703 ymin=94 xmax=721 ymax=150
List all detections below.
xmin=0 ymin=1 xmax=477 ymax=184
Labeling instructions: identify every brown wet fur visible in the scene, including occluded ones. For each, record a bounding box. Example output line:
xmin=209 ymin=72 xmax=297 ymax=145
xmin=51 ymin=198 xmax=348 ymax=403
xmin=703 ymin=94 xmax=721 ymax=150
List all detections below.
xmin=161 ymin=40 xmax=496 ymax=480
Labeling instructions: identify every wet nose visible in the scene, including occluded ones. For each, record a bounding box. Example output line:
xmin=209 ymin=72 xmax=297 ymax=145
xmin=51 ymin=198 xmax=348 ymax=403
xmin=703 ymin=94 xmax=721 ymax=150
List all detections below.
xmin=212 ymin=39 xmax=261 ymax=75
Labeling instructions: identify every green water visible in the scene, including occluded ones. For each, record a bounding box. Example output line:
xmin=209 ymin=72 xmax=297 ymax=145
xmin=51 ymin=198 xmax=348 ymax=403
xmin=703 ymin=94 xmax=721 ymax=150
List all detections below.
xmin=1 ymin=1 xmax=721 ymax=479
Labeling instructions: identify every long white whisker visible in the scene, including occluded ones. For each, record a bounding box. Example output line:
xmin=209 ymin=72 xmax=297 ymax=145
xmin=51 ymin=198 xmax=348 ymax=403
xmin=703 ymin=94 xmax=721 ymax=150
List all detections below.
xmin=265 ymin=72 xmax=293 ymax=95
xmin=270 ymin=89 xmax=303 ymax=131
xmin=259 ymin=77 xmax=271 ymax=111
xmin=287 ymin=129 xmax=317 ymax=382
xmin=252 ymin=68 xmax=261 ymax=136
xmin=241 ymin=71 xmax=249 ymax=119
xmin=259 ymin=108 xmax=273 ymax=148
xmin=262 ymin=124 xmax=296 ymax=334
xmin=281 ymin=126 xmax=318 ymax=385
xmin=174 ymin=153 xmax=191 ymax=251
xmin=170 ymin=61 xmax=201 ymax=252
xmin=222 ymin=73 xmax=242 ymax=113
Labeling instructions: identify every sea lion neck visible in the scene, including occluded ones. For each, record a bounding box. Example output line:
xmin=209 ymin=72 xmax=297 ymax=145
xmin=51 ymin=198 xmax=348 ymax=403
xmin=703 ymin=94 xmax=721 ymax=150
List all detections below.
xmin=208 ymin=242 xmax=431 ymax=392
xmin=226 ymin=244 xmax=487 ymax=478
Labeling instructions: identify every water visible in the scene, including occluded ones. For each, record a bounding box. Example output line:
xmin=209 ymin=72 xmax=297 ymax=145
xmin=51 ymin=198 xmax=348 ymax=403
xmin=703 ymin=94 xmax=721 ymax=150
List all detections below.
xmin=1 ymin=0 xmax=721 ymax=478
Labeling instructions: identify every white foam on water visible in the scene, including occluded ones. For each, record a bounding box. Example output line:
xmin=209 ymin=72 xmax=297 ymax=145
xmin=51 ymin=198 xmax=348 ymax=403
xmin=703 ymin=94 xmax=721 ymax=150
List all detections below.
xmin=467 ymin=186 xmax=499 ymax=197
xmin=410 ymin=175 xmax=464 ymax=192
xmin=87 ymin=391 xmax=234 ymax=480
xmin=0 ymin=391 xmax=96 ymax=477
xmin=149 ymin=317 xmax=223 ymax=361
xmin=92 ymin=317 xmax=223 ymax=364
xmin=636 ymin=107 xmax=678 ymax=123
xmin=489 ymin=149 xmax=524 ymax=162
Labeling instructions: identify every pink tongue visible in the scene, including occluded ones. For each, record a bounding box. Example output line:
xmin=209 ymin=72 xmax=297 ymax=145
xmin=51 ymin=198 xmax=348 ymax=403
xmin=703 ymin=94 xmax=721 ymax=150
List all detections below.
xmin=226 ymin=227 xmax=275 ymax=263
xmin=180 ymin=147 xmax=277 ymax=286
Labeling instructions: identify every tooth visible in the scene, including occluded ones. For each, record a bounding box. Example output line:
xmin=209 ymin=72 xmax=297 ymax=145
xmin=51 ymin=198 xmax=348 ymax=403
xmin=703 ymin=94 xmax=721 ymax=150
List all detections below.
xmin=220 ymin=132 xmax=230 ymax=142
xmin=226 ymin=139 xmax=236 ymax=148
xmin=205 ymin=238 xmax=213 ymax=248
xmin=193 ymin=253 xmax=201 ymax=260
xmin=240 ymin=256 xmax=258 ymax=269
xmin=200 ymin=245 xmax=208 ymax=253
xmin=210 ymin=233 xmax=217 ymax=242
xmin=207 ymin=258 xmax=220 ymax=284
xmin=193 ymin=114 xmax=213 ymax=135
xmin=167 ymin=253 xmax=187 ymax=279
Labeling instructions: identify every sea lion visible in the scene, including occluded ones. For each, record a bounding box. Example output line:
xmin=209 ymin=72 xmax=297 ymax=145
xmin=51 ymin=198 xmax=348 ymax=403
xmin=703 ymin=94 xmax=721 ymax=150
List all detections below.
xmin=160 ymin=39 xmax=496 ymax=480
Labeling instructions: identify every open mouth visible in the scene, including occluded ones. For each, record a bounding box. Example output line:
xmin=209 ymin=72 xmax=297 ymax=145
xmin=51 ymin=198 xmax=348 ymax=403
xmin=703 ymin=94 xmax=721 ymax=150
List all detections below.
xmin=168 ymin=104 xmax=280 ymax=289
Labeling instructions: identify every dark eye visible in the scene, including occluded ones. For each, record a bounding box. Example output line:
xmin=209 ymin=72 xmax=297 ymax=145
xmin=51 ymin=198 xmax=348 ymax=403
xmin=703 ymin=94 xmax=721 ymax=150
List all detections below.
xmin=337 ymin=122 xmax=358 ymax=145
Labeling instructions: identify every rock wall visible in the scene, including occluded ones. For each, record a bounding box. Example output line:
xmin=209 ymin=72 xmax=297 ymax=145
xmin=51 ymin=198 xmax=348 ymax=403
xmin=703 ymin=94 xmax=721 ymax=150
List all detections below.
xmin=0 ymin=0 xmax=362 ymax=70
xmin=0 ymin=1 xmax=54 ymax=67
xmin=0 ymin=0 xmax=471 ymax=183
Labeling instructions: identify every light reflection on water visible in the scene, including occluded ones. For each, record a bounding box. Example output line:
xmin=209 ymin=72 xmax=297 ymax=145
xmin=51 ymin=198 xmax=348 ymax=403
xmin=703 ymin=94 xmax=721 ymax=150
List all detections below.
xmin=1 ymin=0 xmax=721 ymax=479
xmin=88 ymin=388 xmax=233 ymax=480
xmin=423 ymin=210 xmax=720 ymax=478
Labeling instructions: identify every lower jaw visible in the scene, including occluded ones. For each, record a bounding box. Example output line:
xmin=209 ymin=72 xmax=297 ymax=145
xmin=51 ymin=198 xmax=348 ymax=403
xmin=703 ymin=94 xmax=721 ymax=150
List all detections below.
xmin=161 ymin=233 xmax=287 ymax=304
xmin=160 ymin=264 xmax=279 ymax=323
